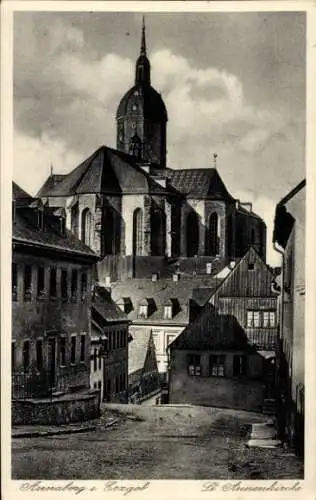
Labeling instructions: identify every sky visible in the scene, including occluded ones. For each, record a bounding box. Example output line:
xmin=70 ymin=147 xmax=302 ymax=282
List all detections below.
xmin=13 ymin=11 xmax=306 ymax=265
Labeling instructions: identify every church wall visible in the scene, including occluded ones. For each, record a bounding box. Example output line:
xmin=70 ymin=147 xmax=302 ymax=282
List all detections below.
xmin=204 ymin=200 xmax=228 ymax=262
xmin=181 ymin=200 xmax=205 ymax=257
xmin=121 ymin=194 xmax=147 ymax=256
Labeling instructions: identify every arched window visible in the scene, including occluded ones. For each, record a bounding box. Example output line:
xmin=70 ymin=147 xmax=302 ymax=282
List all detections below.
xmin=186 ymin=211 xmax=199 ymax=257
xmin=133 ymin=208 xmax=143 ymax=256
xmin=207 ymin=213 xmax=219 ymax=257
xmin=151 ymin=208 xmax=166 ymax=256
xmin=71 ymin=203 xmax=79 ymax=236
xmin=81 ymin=208 xmax=91 ymax=246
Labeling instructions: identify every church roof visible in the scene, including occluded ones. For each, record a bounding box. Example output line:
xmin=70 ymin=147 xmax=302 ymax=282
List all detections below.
xmin=40 ymin=146 xmax=169 ymax=197
xmin=36 ymin=174 xmax=66 ymax=197
xmin=116 ymin=84 xmax=168 ymax=122
xmin=167 ymin=168 xmax=235 ymax=201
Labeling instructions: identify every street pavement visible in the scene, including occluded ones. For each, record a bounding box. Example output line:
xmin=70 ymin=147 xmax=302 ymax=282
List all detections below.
xmin=12 ymin=403 xmax=303 ymax=480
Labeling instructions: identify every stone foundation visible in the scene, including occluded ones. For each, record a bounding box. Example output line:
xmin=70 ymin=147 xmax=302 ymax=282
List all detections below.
xmin=12 ymin=390 xmax=101 ymax=426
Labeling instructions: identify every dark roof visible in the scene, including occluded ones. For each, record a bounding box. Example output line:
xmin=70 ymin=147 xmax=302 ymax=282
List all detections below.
xmin=13 ymin=207 xmax=98 ymax=259
xmin=278 ymin=179 xmax=306 ymax=206
xmin=128 ymin=329 xmax=152 ymax=374
xmin=116 ymin=84 xmax=168 ymax=122
xmin=169 ymin=303 xmax=255 ymax=351
xmin=236 ymin=206 xmax=263 ymax=222
xmin=12 ymin=182 xmax=34 ymax=207
xmin=111 ymin=277 xmax=221 ymax=325
xmin=40 ymin=146 xmax=169 ymax=197
xmin=92 ymin=286 xmax=129 ymax=324
xmin=167 ymin=168 xmax=235 ymax=200
xmin=36 ymin=175 xmax=66 ymax=197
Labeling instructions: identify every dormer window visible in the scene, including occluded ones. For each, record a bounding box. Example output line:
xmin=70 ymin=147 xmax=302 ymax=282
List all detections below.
xmin=139 ymin=304 xmax=148 ymax=318
xmin=117 ymin=297 xmax=132 ymax=314
xmin=164 ymin=305 xmax=172 ymax=320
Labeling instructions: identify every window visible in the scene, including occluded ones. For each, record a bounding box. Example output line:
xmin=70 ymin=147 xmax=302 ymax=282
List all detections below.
xmin=112 ymin=331 xmax=116 ymax=350
xmin=70 ymin=336 xmax=76 ymax=364
xmin=49 ymin=267 xmax=57 ymax=298
xmin=93 ymin=349 xmax=98 ymax=371
xmin=187 ymin=354 xmax=201 ymax=376
xmin=12 ymin=342 xmax=16 ymax=371
xmin=81 ymin=208 xmax=91 ymax=246
xmin=94 ymin=382 xmax=97 ymax=389
xmin=71 ymin=270 xmax=78 ymax=300
xmin=61 ymin=269 xmax=68 ymax=301
xmin=98 ymin=352 xmax=102 ymax=370
xmin=80 ymin=334 xmax=86 ymax=362
xmin=248 ymin=262 xmax=255 ymax=271
xmin=12 ymin=263 xmax=17 ymax=301
xmin=98 ymin=380 xmax=102 ymax=390
xmin=263 ymin=311 xmax=276 ymax=327
xmin=37 ymin=266 xmax=45 ymax=298
xmin=116 ymin=330 xmax=120 ymax=349
xmin=139 ymin=305 xmax=148 ymax=318
xmin=23 ymin=341 xmax=30 ymax=371
xmin=24 ymin=265 xmax=32 ymax=301
xmin=36 ymin=340 xmax=43 ymax=371
xmin=81 ymin=273 xmax=87 ymax=300
xmin=164 ymin=305 xmax=173 ymax=320
xmin=247 ymin=311 xmax=260 ymax=327
xmin=209 ymin=355 xmax=225 ymax=377
xmin=233 ymin=355 xmax=247 ymax=376
xmin=208 ymin=212 xmax=219 ymax=256
xmin=59 ymin=337 xmax=66 ymax=366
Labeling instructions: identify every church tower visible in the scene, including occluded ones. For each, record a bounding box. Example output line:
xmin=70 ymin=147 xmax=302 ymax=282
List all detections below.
xmin=116 ymin=18 xmax=168 ymax=167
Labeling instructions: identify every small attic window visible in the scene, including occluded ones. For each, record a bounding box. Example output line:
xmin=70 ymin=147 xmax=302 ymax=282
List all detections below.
xmin=139 ymin=304 xmax=148 ymax=318
xmin=117 ymin=297 xmax=132 ymax=314
xmin=248 ymin=262 xmax=255 ymax=271
xmin=164 ymin=305 xmax=173 ymax=320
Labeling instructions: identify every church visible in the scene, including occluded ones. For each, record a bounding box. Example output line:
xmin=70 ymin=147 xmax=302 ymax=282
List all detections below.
xmin=37 ymin=19 xmax=266 ymax=283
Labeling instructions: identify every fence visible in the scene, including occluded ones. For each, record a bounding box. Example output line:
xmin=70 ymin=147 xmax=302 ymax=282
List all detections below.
xmin=12 ymin=371 xmax=53 ymax=399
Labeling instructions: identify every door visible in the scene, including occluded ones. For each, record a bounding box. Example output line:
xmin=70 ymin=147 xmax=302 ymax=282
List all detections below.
xmin=47 ymin=337 xmax=57 ymax=389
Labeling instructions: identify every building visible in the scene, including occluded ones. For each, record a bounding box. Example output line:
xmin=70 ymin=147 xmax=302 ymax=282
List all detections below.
xmin=90 ymin=285 xmax=130 ymax=403
xmin=36 ymin=20 xmax=266 ymax=285
xmin=128 ymin=329 xmax=161 ymax=404
xmin=111 ymin=275 xmax=222 ymax=382
xmin=168 ymin=247 xmax=278 ymax=412
xmin=273 ymin=179 xmax=305 ymax=456
xmin=12 ymin=183 xmax=100 ymax=424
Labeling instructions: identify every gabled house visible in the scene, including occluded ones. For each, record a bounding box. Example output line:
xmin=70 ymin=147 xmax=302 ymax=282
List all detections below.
xmin=128 ymin=330 xmax=161 ymax=404
xmin=168 ymin=247 xmax=278 ymax=412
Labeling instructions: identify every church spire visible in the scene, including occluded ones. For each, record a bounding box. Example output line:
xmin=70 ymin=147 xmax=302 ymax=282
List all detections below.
xmin=135 ymin=17 xmax=151 ymax=85
xmin=140 ymin=16 xmax=146 ymax=56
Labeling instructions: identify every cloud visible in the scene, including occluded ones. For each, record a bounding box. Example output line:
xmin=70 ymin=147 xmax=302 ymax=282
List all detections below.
xmin=13 ymin=18 xmax=304 ymax=264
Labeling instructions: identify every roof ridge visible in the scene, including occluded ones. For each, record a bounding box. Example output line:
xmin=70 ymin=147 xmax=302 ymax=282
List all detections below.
xmin=278 ymin=179 xmax=306 ymax=206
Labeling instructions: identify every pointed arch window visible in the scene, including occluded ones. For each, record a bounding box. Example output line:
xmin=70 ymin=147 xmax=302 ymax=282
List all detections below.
xmin=151 ymin=208 xmax=166 ymax=256
xmin=133 ymin=208 xmax=143 ymax=256
xmin=71 ymin=202 xmax=79 ymax=236
xmin=186 ymin=211 xmax=199 ymax=257
xmin=208 ymin=212 xmax=219 ymax=257
xmin=81 ymin=208 xmax=91 ymax=246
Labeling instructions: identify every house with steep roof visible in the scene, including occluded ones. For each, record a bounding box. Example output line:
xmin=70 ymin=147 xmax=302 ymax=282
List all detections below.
xmin=273 ymin=179 xmax=305 ymax=456
xmin=111 ymin=275 xmax=222 ymax=381
xmin=128 ymin=329 xmax=160 ymax=404
xmin=35 ymin=19 xmax=266 ymax=284
xmin=168 ymin=247 xmax=278 ymax=412
xmin=12 ymin=183 xmax=100 ymax=425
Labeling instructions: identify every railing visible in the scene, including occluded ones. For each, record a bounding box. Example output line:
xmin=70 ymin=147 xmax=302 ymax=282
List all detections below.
xmin=12 ymin=371 xmax=53 ymax=399
xmin=12 ymin=365 xmax=89 ymax=399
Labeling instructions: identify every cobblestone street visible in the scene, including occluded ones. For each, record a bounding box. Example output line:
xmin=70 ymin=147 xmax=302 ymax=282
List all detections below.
xmin=12 ymin=404 xmax=303 ymax=480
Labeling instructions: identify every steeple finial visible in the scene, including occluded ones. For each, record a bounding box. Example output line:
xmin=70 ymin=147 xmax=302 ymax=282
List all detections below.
xmin=212 ymin=153 xmax=218 ymax=169
xmin=141 ymin=16 xmax=146 ymax=56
